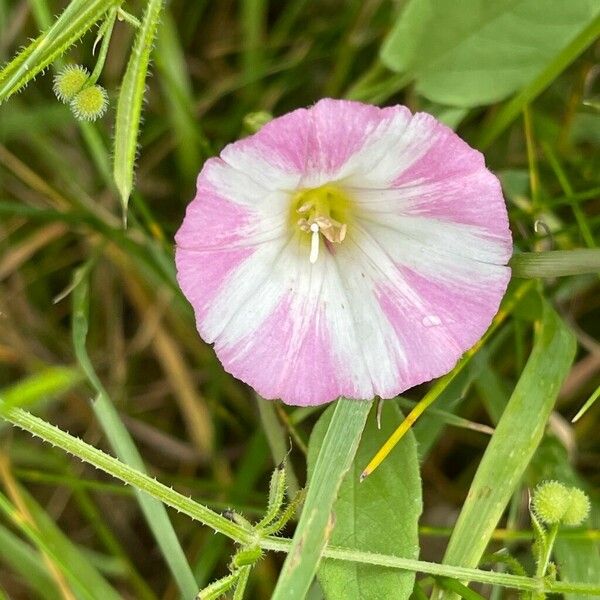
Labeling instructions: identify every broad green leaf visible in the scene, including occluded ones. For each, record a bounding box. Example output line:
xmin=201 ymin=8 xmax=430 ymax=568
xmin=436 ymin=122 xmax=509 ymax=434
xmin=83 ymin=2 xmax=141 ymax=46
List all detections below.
xmin=439 ymin=300 xmax=576 ymax=595
xmin=0 ymin=0 xmax=118 ymax=102
xmin=271 ymin=398 xmax=373 ymax=600
xmin=381 ymin=0 xmax=600 ymax=107
xmin=113 ymin=0 xmax=165 ymax=220
xmin=309 ymin=402 xmax=421 ymax=600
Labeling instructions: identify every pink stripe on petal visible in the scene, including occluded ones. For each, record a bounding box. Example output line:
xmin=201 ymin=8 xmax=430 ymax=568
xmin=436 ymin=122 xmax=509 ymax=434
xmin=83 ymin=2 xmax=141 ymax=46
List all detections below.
xmin=376 ymin=284 xmax=464 ymax=388
xmin=376 ymin=264 xmax=510 ymax=390
xmin=398 ymin=172 xmax=510 ymax=234
xmin=221 ymin=108 xmax=312 ymax=190
xmin=175 ymin=188 xmax=253 ymax=250
xmin=398 ymin=265 xmax=511 ymax=351
xmin=216 ymin=295 xmax=346 ymax=406
xmin=308 ymin=99 xmax=383 ymax=173
xmin=175 ymin=246 xmax=254 ymax=331
xmin=393 ymin=112 xmax=485 ymax=187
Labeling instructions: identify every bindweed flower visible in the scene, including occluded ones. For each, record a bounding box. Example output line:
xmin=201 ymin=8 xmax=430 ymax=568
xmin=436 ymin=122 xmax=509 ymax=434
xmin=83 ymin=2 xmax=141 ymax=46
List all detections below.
xmin=176 ymin=99 xmax=512 ymax=406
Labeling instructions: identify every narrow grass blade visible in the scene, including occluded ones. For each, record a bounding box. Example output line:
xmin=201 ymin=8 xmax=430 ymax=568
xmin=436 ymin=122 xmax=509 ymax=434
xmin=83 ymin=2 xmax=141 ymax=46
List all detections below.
xmin=438 ymin=301 xmax=576 ymax=596
xmin=71 ymin=272 xmax=199 ymax=599
xmin=0 ymin=0 xmax=118 ymax=102
xmin=572 ymin=383 xmax=600 ymax=422
xmin=510 ymin=250 xmax=600 ymax=278
xmin=0 ymin=524 xmax=60 ymax=600
xmin=270 ymin=398 xmax=373 ymax=600
xmin=0 ymin=367 xmax=82 ymax=409
xmin=155 ymin=10 xmax=208 ymax=178
xmin=0 ymin=484 xmax=121 ymax=600
xmin=113 ymin=0 xmax=165 ymax=221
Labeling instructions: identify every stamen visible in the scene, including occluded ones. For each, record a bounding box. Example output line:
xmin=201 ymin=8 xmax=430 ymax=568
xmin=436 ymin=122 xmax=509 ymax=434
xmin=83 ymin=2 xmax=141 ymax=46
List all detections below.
xmin=309 ymin=223 xmax=320 ymax=264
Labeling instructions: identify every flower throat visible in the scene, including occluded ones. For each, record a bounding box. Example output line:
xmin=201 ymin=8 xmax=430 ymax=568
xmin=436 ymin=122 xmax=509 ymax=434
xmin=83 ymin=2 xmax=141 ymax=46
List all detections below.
xmin=292 ymin=184 xmax=352 ymax=263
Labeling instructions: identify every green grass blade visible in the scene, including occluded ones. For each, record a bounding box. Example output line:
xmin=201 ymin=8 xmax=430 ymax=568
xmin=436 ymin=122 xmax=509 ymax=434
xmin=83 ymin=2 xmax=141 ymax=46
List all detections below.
xmin=435 ymin=578 xmax=486 ymax=600
xmin=18 ymin=488 xmax=122 ymax=599
xmin=0 ymin=523 xmax=60 ymax=600
xmin=0 ymin=0 xmax=118 ymax=102
xmin=0 ymin=490 xmax=121 ymax=600
xmin=71 ymin=273 xmax=199 ymax=599
xmin=0 ymin=367 xmax=82 ymax=409
xmin=438 ymin=300 xmax=576 ymax=595
xmin=155 ymin=11 xmax=207 ymax=181
xmin=572 ymin=383 xmax=600 ymax=422
xmin=270 ymin=398 xmax=373 ymax=600
xmin=113 ymin=0 xmax=165 ymax=221
xmin=510 ymin=249 xmax=600 ymax=278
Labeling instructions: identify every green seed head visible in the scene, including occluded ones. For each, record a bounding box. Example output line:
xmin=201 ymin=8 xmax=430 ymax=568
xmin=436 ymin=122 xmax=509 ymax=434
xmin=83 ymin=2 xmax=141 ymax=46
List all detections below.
xmin=53 ymin=65 xmax=89 ymax=103
xmin=70 ymin=85 xmax=108 ymax=121
xmin=562 ymin=487 xmax=591 ymax=527
xmin=532 ymin=481 xmax=571 ymax=525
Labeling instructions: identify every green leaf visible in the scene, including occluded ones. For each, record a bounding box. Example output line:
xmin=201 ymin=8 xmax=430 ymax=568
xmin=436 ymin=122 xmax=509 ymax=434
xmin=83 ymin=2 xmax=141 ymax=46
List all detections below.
xmin=270 ymin=398 xmax=373 ymax=600
xmin=0 ymin=0 xmax=118 ymax=102
xmin=310 ymin=401 xmax=421 ymax=600
xmin=113 ymin=0 xmax=165 ymax=220
xmin=438 ymin=300 xmax=576 ymax=594
xmin=381 ymin=0 xmax=600 ymax=107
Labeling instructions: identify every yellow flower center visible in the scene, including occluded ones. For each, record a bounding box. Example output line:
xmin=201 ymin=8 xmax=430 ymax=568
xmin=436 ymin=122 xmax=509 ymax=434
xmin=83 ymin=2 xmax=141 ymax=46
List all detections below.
xmin=291 ymin=184 xmax=352 ymax=263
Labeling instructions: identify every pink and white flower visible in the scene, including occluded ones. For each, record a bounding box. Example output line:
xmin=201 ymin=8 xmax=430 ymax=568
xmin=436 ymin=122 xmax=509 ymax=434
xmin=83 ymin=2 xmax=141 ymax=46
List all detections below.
xmin=175 ymin=99 xmax=512 ymax=406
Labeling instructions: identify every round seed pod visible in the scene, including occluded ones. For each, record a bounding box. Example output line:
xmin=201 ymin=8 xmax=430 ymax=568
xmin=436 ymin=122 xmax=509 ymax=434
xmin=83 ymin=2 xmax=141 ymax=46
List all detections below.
xmin=53 ymin=65 xmax=89 ymax=103
xmin=532 ymin=481 xmax=570 ymax=525
xmin=70 ymin=85 xmax=108 ymax=122
xmin=562 ymin=487 xmax=591 ymax=527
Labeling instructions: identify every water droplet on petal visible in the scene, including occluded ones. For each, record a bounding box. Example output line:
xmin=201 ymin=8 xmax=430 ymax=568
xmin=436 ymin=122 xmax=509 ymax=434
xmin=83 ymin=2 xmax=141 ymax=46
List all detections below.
xmin=422 ymin=315 xmax=441 ymax=327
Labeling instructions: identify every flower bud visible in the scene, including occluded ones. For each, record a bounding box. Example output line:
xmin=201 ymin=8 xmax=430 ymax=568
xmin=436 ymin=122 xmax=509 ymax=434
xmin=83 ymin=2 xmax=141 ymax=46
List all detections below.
xmin=70 ymin=85 xmax=108 ymax=121
xmin=562 ymin=487 xmax=591 ymax=527
xmin=53 ymin=65 xmax=89 ymax=103
xmin=243 ymin=111 xmax=273 ymax=133
xmin=531 ymin=481 xmax=570 ymax=525
xmin=231 ymin=545 xmax=262 ymax=568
